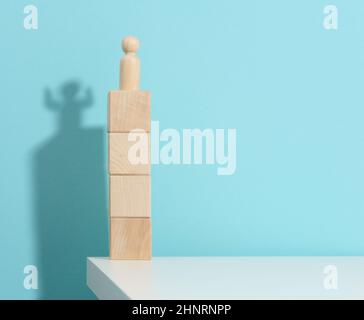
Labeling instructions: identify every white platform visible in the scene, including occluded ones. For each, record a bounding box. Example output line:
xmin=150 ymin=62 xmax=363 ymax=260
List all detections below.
xmin=87 ymin=257 xmax=364 ymax=300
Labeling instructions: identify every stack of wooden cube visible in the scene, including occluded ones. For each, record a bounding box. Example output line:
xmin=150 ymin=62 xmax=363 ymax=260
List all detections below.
xmin=108 ymin=37 xmax=151 ymax=260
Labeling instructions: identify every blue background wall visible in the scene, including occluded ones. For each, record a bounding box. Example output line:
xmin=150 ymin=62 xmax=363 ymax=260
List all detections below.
xmin=1 ymin=0 xmax=364 ymax=299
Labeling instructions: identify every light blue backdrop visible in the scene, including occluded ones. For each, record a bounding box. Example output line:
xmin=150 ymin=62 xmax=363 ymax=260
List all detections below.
xmin=1 ymin=0 xmax=363 ymax=299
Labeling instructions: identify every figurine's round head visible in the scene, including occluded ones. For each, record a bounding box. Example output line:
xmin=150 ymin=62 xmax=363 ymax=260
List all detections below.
xmin=122 ymin=36 xmax=140 ymax=54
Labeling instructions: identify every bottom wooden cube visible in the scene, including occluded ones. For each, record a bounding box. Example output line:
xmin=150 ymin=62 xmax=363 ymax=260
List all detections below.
xmin=110 ymin=218 xmax=151 ymax=260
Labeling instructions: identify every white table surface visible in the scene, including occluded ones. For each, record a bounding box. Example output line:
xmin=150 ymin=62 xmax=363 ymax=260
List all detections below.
xmin=87 ymin=257 xmax=364 ymax=300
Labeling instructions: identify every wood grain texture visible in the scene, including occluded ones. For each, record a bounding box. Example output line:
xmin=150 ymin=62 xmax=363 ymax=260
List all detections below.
xmin=110 ymin=218 xmax=151 ymax=260
xmin=108 ymin=91 xmax=150 ymax=132
xmin=109 ymin=133 xmax=150 ymax=175
xmin=110 ymin=175 xmax=150 ymax=217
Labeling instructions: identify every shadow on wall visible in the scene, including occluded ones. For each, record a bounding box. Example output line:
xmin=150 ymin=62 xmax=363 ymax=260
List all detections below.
xmin=32 ymin=80 xmax=108 ymax=299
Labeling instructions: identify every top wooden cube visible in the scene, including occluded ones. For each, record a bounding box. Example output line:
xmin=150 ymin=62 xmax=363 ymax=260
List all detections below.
xmin=108 ymin=90 xmax=150 ymax=132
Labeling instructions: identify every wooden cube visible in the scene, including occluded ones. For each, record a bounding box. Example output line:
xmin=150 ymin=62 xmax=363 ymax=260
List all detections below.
xmin=109 ymin=133 xmax=150 ymax=175
xmin=110 ymin=218 xmax=151 ymax=260
xmin=108 ymin=91 xmax=150 ymax=132
xmin=110 ymin=175 xmax=150 ymax=217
